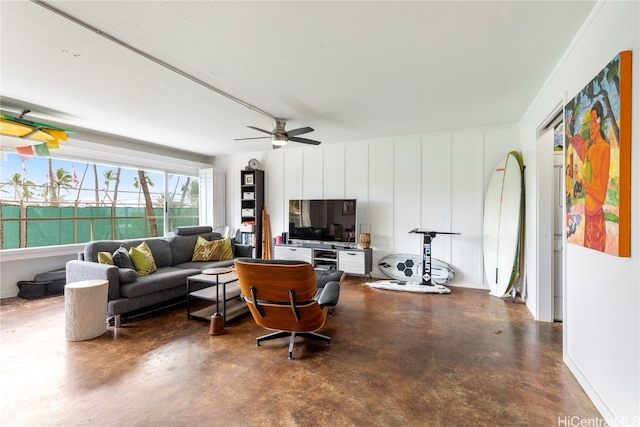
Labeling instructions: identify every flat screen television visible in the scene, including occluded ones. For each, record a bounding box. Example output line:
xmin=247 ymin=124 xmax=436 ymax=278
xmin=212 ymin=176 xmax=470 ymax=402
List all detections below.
xmin=288 ymin=199 xmax=357 ymax=243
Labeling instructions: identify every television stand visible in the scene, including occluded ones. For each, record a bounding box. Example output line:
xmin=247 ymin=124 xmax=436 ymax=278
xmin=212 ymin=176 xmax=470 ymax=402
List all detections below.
xmin=274 ymin=244 xmax=372 ymax=280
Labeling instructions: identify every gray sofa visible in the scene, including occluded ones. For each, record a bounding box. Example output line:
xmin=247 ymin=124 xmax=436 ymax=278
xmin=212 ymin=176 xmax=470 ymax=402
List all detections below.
xmin=66 ymin=226 xmax=253 ymax=327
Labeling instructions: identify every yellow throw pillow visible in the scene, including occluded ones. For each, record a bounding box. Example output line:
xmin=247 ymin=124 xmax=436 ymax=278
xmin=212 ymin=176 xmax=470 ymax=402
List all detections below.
xmin=192 ymin=236 xmax=233 ymax=262
xmin=97 ymin=252 xmax=114 ymax=265
xmin=128 ymin=242 xmax=157 ymax=276
xmin=218 ymin=238 xmax=233 ymax=260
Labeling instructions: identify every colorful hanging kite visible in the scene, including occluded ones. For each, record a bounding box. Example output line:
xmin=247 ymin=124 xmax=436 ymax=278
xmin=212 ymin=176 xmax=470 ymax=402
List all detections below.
xmin=0 ymin=110 xmax=74 ymax=149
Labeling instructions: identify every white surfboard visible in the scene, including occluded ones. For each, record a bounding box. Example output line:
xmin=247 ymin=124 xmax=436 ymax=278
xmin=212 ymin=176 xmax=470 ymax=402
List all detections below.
xmin=367 ymin=280 xmax=451 ymax=294
xmin=378 ymin=254 xmax=455 ymax=284
xmin=482 ymin=151 xmax=524 ymax=297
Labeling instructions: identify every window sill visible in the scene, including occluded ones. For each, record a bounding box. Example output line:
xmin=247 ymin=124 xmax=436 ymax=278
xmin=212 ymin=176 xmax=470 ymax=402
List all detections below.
xmin=0 ymin=244 xmax=84 ymax=262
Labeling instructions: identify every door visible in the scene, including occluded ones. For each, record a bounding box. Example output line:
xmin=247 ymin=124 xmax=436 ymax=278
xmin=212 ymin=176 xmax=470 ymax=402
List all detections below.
xmin=553 ymin=151 xmax=564 ymax=321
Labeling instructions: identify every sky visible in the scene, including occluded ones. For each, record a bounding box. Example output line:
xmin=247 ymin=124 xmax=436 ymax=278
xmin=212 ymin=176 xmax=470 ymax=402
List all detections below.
xmin=0 ymin=152 xmax=194 ymax=207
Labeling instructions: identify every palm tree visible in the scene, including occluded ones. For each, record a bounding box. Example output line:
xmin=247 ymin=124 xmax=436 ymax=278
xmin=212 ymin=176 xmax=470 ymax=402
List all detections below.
xmin=111 ymin=167 xmax=121 ymax=209
xmin=189 ymin=180 xmax=199 ymax=206
xmin=102 ymin=169 xmax=117 ymax=205
xmin=5 ymin=173 xmax=23 ymax=201
xmin=21 ymin=180 xmax=36 ymax=202
xmin=133 ymin=176 xmax=141 ymax=206
xmin=171 ymin=176 xmax=181 ymax=204
xmin=53 ymin=167 xmax=72 ymax=205
xmin=179 ymin=177 xmax=191 ymax=205
xmin=4 ymin=173 xmax=27 ymax=247
xmin=74 ymin=164 xmax=89 ymax=207
xmin=133 ymin=172 xmax=155 ymax=208
xmin=137 ymin=170 xmax=158 ymax=237
xmin=154 ymin=194 xmax=166 ymax=209
xmin=93 ymin=164 xmax=99 ymax=206
xmin=47 ymin=159 xmax=56 ymax=203
xmin=110 ymin=167 xmax=121 ymax=239
xmin=39 ymin=183 xmax=51 ymax=204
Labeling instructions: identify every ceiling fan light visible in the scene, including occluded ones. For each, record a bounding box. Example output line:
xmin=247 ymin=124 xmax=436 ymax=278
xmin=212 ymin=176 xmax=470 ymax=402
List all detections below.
xmin=271 ymin=134 xmax=287 ymax=146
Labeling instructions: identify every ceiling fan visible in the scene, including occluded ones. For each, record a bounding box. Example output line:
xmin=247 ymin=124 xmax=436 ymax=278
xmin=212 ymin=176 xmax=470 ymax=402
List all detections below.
xmin=234 ymin=119 xmax=321 ymax=149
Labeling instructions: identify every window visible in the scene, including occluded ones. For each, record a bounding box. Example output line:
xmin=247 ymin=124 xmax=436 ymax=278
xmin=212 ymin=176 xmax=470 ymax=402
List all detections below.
xmin=167 ymin=172 xmax=199 ymax=230
xmin=0 ymin=153 xmax=198 ymax=249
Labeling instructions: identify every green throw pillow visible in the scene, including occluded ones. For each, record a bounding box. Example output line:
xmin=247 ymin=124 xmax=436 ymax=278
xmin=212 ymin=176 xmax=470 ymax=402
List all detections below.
xmin=192 ymin=236 xmax=233 ymax=262
xmin=128 ymin=242 xmax=157 ymax=276
xmin=97 ymin=252 xmax=114 ymax=265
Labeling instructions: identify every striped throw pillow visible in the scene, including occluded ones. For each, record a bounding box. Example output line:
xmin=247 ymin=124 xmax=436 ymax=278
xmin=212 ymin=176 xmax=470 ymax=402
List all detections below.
xmin=192 ymin=236 xmax=233 ymax=261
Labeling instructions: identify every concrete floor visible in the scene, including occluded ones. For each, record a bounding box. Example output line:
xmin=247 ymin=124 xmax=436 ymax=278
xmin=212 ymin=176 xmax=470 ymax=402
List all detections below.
xmin=1 ymin=276 xmax=601 ymax=426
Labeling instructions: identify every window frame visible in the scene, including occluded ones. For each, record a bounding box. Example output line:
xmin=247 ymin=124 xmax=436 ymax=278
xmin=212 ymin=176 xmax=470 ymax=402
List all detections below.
xmin=0 ymin=143 xmax=206 ymax=257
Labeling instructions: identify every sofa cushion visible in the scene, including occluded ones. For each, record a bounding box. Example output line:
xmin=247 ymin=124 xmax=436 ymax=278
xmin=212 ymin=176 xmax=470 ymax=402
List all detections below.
xmin=98 ymin=252 xmax=114 ymax=265
xmin=120 ymin=238 xmax=172 ymax=268
xmin=113 ymin=246 xmax=135 ymax=270
xmin=192 ymin=236 xmax=232 ymax=261
xmin=138 ymin=239 xmax=172 ymax=268
xmin=119 ymin=266 xmax=199 ymax=299
xmin=129 ymin=242 xmax=157 ymax=276
xmin=118 ymin=268 xmax=138 ymax=284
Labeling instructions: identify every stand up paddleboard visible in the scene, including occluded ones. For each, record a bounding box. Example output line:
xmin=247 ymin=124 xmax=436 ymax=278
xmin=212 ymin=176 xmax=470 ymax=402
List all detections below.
xmin=482 ymin=151 xmax=524 ymax=298
xmin=378 ymin=254 xmax=455 ymax=284
xmin=368 ymin=280 xmax=451 ymax=294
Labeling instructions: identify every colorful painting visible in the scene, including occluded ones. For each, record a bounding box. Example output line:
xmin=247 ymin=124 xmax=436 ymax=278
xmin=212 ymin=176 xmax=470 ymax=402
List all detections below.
xmin=564 ymin=51 xmax=631 ymax=257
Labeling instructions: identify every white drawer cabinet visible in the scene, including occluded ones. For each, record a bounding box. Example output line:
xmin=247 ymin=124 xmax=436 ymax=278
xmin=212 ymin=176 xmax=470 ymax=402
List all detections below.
xmin=338 ymin=249 xmax=372 ymax=275
xmin=274 ymin=245 xmax=372 ymax=278
xmin=273 ymin=246 xmax=313 ymax=264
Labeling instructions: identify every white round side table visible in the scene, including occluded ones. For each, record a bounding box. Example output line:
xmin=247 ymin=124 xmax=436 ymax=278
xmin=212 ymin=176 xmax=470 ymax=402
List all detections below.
xmin=65 ymin=279 xmax=108 ymax=341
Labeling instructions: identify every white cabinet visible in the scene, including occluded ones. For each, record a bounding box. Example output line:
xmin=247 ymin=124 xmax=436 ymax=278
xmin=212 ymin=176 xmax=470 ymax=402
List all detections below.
xmin=338 ymin=249 xmax=372 ymax=275
xmin=274 ymin=245 xmax=372 ymax=277
xmin=273 ymin=246 xmax=313 ymax=264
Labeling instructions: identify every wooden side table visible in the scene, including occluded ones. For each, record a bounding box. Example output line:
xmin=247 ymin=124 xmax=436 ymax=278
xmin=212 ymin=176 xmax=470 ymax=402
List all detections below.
xmin=187 ymin=270 xmax=247 ymax=326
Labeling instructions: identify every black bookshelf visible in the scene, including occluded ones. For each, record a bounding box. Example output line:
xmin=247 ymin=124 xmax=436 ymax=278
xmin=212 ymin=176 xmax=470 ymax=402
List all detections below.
xmin=240 ymin=169 xmax=264 ymax=258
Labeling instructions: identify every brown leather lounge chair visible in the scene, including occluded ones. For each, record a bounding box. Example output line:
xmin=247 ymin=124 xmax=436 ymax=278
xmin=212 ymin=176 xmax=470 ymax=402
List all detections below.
xmin=234 ymin=258 xmax=341 ymax=359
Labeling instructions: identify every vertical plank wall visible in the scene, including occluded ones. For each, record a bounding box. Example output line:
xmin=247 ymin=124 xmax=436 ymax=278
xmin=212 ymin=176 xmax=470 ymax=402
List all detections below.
xmin=223 ymin=126 xmax=517 ymax=288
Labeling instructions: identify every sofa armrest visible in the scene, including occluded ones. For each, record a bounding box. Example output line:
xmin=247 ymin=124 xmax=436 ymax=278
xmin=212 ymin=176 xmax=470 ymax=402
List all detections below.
xmin=66 ymin=260 xmax=121 ymax=301
xmin=234 ymin=244 xmax=254 ymax=258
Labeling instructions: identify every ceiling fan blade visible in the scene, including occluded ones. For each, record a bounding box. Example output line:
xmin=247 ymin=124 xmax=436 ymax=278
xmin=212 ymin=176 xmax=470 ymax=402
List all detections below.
xmin=286 ymin=126 xmax=314 ymax=137
xmin=234 ymin=136 xmax=270 ymax=141
xmin=247 ymin=126 xmax=273 ymax=135
xmin=289 ymin=136 xmax=321 ymax=145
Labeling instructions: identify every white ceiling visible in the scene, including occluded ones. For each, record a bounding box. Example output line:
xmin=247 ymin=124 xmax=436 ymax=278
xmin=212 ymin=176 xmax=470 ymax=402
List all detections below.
xmin=1 ymin=1 xmax=596 ymax=157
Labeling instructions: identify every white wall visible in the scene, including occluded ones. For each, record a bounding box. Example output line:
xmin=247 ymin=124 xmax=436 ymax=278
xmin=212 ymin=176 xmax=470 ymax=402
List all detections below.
xmin=0 ymin=246 xmax=81 ymax=299
xmin=519 ymin=1 xmax=639 ymax=422
xmin=220 ymin=125 xmax=518 ymax=289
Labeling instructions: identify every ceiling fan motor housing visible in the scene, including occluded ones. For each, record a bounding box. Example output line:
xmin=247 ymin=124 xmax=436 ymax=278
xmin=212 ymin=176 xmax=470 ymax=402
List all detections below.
xmin=273 ymin=119 xmax=287 ymax=133
xmin=271 ymin=119 xmax=288 ymax=145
